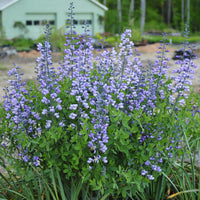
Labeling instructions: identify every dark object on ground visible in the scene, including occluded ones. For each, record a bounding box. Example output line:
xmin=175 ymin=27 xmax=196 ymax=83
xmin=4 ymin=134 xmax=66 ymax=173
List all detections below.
xmin=134 ymin=39 xmax=148 ymax=47
xmin=172 ymin=49 xmax=196 ymax=60
xmin=0 ymin=46 xmax=17 ymax=59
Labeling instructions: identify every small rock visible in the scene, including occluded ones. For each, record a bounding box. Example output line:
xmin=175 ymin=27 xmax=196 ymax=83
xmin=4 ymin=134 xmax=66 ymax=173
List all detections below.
xmin=0 ymin=46 xmax=18 ymax=59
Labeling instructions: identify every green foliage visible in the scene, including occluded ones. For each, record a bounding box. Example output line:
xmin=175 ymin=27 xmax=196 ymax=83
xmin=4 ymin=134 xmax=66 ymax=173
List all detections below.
xmin=130 ymin=28 xmax=142 ymax=43
xmin=2 ymin=69 xmax=198 ymax=199
xmin=145 ymin=7 xmax=169 ymax=32
xmin=12 ymin=37 xmax=35 ymax=51
xmin=0 ymin=37 xmax=35 ymax=51
xmin=0 ymin=39 xmax=13 ymax=46
xmin=145 ymin=20 xmax=167 ymax=32
xmin=144 ymin=35 xmax=200 ymax=44
xmin=13 ymin=21 xmax=26 ymax=30
xmin=104 ymin=9 xmax=118 ymax=33
xmin=36 ymin=26 xmax=66 ymax=52
xmin=104 ymin=35 xmax=120 ymax=46
xmin=99 ymin=0 xmax=200 ymax=34
xmin=166 ymin=130 xmax=200 ymax=200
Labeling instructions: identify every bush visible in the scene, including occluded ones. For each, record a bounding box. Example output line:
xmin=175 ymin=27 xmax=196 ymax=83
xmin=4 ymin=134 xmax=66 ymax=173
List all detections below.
xmin=0 ymin=37 xmax=35 ymax=51
xmin=36 ymin=26 xmax=66 ymax=52
xmin=145 ymin=20 xmax=167 ymax=32
xmin=13 ymin=37 xmax=35 ymax=51
xmin=0 ymin=4 xmax=199 ymax=200
xmin=104 ymin=35 xmax=120 ymax=46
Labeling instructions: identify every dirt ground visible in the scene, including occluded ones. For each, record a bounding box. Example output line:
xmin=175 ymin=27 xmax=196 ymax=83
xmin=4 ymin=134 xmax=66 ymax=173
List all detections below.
xmin=0 ymin=43 xmax=199 ymax=102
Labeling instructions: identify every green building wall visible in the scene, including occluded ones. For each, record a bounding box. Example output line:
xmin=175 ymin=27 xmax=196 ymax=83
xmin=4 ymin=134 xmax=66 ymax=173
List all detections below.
xmin=2 ymin=0 xmax=106 ymax=39
xmin=0 ymin=11 xmax=2 ymax=29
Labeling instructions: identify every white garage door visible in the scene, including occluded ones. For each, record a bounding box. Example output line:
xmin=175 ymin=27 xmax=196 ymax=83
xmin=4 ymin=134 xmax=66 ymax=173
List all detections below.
xmin=25 ymin=13 xmax=56 ymax=39
xmin=68 ymin=13 xmax=93 ymax=35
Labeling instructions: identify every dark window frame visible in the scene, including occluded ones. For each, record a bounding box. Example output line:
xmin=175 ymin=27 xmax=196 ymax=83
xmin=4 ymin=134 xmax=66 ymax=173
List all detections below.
xmin=86 ymin=20 xmax=92 ymax=24
xmin=73 ymin=19 xmax=78 ymax=25
xmin=34 ymin=20 xmax=40 ymax=25
xmin=79 ymin=20 xmax=85 ymax=25
xmin=26 ymin=20 xmax=32 ymax=26
xmin=49 ymin=20 xmax=55 ymax=25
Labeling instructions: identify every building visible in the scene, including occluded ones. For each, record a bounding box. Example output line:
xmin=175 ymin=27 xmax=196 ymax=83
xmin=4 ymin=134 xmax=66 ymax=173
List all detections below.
xmin=0 ymin=0 xmax=108 ymax=39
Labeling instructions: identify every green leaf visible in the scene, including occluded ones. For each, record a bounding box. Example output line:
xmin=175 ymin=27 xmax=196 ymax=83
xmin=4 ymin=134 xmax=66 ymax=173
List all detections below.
xmin=122 ymin=188 xmax=126 ymax=198
xmin=122 ymin=115 xmax=131 ymax=129
xmin=55 ymin=168 xmax=67 ymax=200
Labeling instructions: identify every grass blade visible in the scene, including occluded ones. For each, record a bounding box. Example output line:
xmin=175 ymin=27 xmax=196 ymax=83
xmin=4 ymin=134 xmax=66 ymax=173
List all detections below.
xmin=50 ymin=168 xmax=59 ymax=200
xmin=55 ymin=168 xmax=67 ymax=200
xmin=167 ymin=189 xmax=200 ymax=199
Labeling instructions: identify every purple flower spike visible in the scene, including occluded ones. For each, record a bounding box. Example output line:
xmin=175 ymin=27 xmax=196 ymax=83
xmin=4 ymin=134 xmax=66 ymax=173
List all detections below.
xmin=23 ymin=155 xmax=29 ymax=162
xmin=144 ymin=160 xmax=151 ymax=166
xmin=69 ymin=113 xmax=77 ymax=119
xmin=147 ymin=175 xmax=154 ymax=180
xmin=102 ymin=157 xmax=108 ymax=163
xmin=141 ymin=170 xmax=148 ymax=176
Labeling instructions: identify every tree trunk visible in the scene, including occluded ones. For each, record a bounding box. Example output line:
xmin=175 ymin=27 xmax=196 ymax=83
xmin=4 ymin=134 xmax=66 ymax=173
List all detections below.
xmin=182 ymin=0 xmax=184 ymax=24
xmin=195 ymin=0 xmax=199 ymax=31
xmin=117 ymin=0 xmax=122 ymax=33
xmin=167 ymin=0 xmax=172 ymax=25
xmin=162 ymin=1 xmax=166 ymax=24
xmin=172 ymin=0 xmax=178 ymax=29
xmin=140 ymin=0 xmax=146 ymax=35
xmin=186 ymin=0 xmax=190 ymax=24
xmin=128 ymin=0 xmax=135 ymax=21
xmin=103 ymin=0 xmax=106 ymax=6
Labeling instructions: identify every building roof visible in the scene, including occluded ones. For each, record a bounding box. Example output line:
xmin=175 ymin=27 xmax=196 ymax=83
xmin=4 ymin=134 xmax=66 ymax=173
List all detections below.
xmin=89 ymin=0 xmax=108 ymax=11
xmin=0 ymin=0 xmax=108 ymax=11
xmin=0 ymin=0 xmax=19 ymax=11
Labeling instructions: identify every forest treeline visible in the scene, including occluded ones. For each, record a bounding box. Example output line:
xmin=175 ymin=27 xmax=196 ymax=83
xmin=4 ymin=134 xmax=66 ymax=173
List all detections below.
xmin=98 ymin=0 xmax=199 ymax=34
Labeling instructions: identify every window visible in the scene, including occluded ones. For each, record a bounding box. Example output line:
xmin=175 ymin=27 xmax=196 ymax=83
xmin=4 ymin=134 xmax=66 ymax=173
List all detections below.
xmin=26 ymin=20 xmax=32 ymax=25
xmin=73 ymin=20 xmax=78 ymax=25
xmin=34 ymin=20 xmax=40 ymax=25
xmin=41 ymin=20 xmax=47 ymax=25
xmin=79 ymin=20 xmax=92 ymax=25
xmin=49 ymin=20 xmax=55 ymax=25
xmin=86 ymin=20 xmax=92 ymax=24
xmin=79 ymin=20 xmax=85 ymax=25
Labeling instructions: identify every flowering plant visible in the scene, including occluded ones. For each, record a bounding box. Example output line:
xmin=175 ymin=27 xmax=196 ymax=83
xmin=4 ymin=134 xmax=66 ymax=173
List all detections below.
xmin=0 ymin=4 xmax=198 ymax=199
